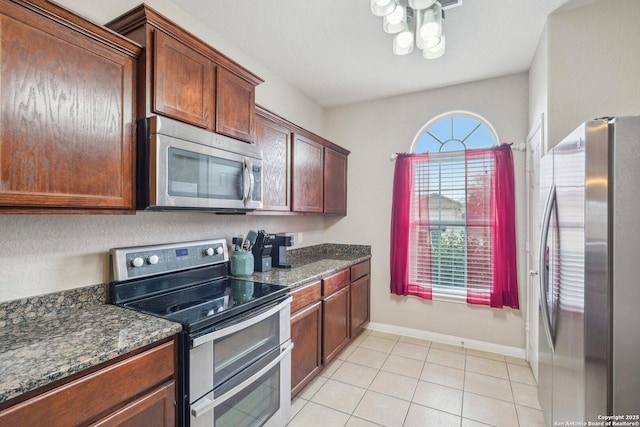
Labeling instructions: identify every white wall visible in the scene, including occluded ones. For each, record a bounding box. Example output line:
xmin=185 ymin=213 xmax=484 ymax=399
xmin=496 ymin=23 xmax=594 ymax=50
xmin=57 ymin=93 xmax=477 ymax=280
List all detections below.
xmin=324 ymin=73 xmax=529 ymax=349
xmin=529 ymin=24 xmax=549 ymax=152
xmin=546 ymin=0 xmax=640 ymax=146
xmin=0 ymin=0 xmax=329 ymax=303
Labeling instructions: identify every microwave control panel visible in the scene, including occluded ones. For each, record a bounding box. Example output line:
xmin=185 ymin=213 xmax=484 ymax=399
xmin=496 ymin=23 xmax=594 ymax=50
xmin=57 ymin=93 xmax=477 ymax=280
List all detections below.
xmin=110 ymin=239 xmax=228 ymax=281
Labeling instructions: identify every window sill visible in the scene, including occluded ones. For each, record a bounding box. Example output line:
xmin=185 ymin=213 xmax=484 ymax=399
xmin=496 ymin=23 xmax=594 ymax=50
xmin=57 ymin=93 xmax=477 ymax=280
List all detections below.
xmin=431 ymin=287 xmax=468 ymax=304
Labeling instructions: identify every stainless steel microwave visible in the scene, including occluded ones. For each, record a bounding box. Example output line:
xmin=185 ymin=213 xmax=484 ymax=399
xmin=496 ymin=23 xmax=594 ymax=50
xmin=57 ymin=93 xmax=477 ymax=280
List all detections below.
xmin=137 ymin=116 xmax=262 ymax=211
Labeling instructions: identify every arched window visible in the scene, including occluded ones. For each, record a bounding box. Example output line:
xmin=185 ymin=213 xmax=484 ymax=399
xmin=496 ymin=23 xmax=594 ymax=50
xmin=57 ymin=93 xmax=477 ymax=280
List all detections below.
xmin=394 ymin=112 xmax=514 ymax=302
xmin=411 ymin=111 xmax=498 ymax=153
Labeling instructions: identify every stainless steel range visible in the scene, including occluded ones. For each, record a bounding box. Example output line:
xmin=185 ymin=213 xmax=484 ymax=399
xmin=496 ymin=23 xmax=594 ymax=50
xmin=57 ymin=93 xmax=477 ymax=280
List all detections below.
xmin=109 ymin=239 xmax=292 ymax=427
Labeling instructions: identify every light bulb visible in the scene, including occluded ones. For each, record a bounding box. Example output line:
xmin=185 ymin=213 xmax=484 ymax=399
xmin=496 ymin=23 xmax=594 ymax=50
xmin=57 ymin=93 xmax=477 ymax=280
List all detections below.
xmin=408 ymin=0 xmax=436 ymax=10
xmin=371 ymin=0 xmax=398 ymax=17
xmin=383 ymin=3 xmax=407 ymax=34
xmin=420 ymin=9 xmax=439 ymax=38
xmin=423 ymin=34 xmax=445 ymax=59
xmin=393 ymin=30 xmax=414 ymax=55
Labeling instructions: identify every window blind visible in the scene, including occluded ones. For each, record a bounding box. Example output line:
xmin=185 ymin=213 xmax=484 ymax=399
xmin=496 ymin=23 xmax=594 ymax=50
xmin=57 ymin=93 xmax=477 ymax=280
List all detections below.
xmin=408 ymin=152 xmax=494 ymax=298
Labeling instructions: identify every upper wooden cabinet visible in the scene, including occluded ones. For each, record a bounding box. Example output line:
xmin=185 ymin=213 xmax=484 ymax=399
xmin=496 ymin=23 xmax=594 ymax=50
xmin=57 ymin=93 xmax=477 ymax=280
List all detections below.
xmin=254 ymin=106 xmax=350 ymax=215
xmin=0 ymin=0 xmax=141 ymax=213
xmin=107 ymin=4 xmax=263 ymax=143
xmin=217 ymin=68 xmax=256 ymax=142
xmin=255 ymin=108 xmax=291 ymax=211
xmin=292 ymin=133 xmax=324 ymax=213
xmin=153 ymin=29 xmax=214 ymax=129
xmin=324 ymin=147 xmax=348 ymax=215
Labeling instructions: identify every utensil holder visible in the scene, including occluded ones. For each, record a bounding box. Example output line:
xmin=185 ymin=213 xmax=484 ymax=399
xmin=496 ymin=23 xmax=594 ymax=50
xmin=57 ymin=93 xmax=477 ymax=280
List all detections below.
xmin=230 ymin=251 xmax=254 ymax=276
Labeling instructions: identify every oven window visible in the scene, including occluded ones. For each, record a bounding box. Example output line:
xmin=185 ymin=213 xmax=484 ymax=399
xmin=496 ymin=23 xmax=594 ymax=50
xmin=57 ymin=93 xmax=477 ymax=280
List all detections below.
xmin=215 ymin=363 xmax=280 ymax=427
xmin=168 ymin=148 xmax=243 ymax=200
xmin=214 ymin=312 xmax=280 ymax=388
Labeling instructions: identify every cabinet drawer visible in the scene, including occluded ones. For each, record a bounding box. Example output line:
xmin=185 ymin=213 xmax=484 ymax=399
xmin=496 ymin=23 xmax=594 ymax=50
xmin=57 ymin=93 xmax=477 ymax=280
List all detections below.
xmin=0 ymin=340 xmax=175 ymax=427
xmin=291 ymin=281 xmax=321 ymax=313
xmin=322 ymin=269 xmax=350 ymax=296
xmin=351 ymin=260 xmax=370 ymax=282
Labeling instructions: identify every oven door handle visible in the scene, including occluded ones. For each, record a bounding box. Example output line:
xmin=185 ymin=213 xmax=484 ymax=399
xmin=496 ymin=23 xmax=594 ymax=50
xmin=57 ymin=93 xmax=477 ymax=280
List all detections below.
xmin=190 ymin=341 xmax=294 ymax=419
xmin=191 ymin=296 xmax=292 ymax=347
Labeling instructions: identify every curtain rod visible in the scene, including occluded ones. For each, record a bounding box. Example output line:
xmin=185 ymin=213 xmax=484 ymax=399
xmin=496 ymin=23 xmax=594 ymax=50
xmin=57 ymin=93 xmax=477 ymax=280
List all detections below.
xmin=390 ymin=142 xmax=526 ymax=160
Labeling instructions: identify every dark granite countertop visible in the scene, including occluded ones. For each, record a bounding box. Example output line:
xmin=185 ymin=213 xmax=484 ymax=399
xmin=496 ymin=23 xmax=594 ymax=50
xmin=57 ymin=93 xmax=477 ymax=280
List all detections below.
xmin=0 ymin=302 xmax=182 ymax=404
xmin=0 ymin=243 xmax=370 ymax=406
xmin=245 ymin=243 xmax=372 ymax=288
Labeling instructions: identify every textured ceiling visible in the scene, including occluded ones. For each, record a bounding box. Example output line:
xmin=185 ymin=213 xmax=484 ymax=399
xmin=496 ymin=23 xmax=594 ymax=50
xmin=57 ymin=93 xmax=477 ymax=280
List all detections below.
xmin=175 ymin=0 xmax=585 ymax=107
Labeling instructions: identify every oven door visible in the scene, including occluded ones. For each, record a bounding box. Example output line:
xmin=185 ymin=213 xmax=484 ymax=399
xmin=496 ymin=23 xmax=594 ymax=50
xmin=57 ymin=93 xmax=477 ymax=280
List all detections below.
xmin=189 ymin=296 xmax=291 ymax=425
xmin=190 ymin=342 xmax=292 ymax=427
xmin=151 ymin=132 xmax=262 ymax=211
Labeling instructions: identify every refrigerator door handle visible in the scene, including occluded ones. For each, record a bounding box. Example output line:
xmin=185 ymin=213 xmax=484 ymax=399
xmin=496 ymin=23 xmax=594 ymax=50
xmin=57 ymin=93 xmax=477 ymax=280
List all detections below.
xmin=539 ymin=184 xmax=556 ymax=352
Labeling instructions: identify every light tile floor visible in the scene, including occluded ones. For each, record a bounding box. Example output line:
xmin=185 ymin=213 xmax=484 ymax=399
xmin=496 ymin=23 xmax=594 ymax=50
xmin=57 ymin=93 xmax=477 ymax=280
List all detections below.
xmin=288 ymin=329 xmax=545 ymax=427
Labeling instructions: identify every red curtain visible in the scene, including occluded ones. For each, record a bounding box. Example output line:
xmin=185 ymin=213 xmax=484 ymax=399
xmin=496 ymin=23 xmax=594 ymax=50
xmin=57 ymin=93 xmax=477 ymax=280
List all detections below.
xmin=389 ymin=145 xmax=519 ymax=309
xmin=490 ymin=145 xmax=519 ymax=308
xmin=390 ymin=153 xmax=432 ymax=299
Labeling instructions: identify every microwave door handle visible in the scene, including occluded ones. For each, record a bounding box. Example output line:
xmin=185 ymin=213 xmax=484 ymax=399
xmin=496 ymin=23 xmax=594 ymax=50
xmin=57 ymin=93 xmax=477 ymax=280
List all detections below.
xmin=242 ymin=158 xmax=253 ymax=207
xmin=246 ymin=159 xmax=255 ymax=206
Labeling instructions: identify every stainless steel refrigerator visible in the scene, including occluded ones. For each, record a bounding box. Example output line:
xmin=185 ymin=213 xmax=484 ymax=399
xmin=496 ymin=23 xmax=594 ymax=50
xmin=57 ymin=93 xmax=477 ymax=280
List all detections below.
xmin=538 ymin=116 xmax=640 ymax=425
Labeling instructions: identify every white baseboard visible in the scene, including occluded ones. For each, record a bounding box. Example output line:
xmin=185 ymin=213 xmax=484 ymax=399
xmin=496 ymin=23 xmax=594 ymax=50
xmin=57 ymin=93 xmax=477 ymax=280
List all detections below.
xmin=366 ymin=322 xmax=526 ymax=360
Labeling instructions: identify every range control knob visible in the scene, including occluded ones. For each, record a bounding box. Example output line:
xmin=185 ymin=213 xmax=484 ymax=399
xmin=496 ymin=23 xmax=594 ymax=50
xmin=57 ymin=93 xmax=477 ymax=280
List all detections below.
xmin=203 ymin=247 xmax=215 ymax=257
xmin=215 ymin=246 xmax=224 ymax=255
xmin=131 ymin=257 xmax=144 ymax=268
xmin=147 ymin=255 xmax=160 ymax=265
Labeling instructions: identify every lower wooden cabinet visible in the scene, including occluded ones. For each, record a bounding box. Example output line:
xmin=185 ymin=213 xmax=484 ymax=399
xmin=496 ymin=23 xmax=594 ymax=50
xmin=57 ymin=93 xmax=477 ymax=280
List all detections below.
xmin=290 ymin=301 xmax=322 ymax=396
xmin=290 ymin=261 xmax=371 ymax=398
xmin=90 ymin=381 xmax=175 ymax=427
xmin=0 ymin=339 xmax=177 ymax=427
xmin=322 ymin=284 xmax=350 ymax=365
xmin=350 ymin=260 xmax=371 ymax=338
xmin=350 ymin=275 xmax=370 ymax=338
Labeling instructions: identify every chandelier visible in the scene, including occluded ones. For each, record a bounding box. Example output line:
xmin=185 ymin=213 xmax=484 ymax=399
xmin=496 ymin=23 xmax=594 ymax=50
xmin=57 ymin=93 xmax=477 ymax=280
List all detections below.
xmin=370 ymin=0 xmax=448 ymax=59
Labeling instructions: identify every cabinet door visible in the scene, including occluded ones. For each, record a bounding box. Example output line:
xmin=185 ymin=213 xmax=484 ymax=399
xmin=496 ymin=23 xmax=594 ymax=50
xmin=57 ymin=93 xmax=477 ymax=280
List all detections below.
xmin=255 ymin=112 xmax=291 ymax=211
xmin=0 ymin=5 xmax=137 ymax=212
xmin=322 ymin=285 xmax=350 ymax=365
xmin=90 ymin=381 xmax=175 ymax=427
xmin=324 ymin=148 xmax=348 ymax=215
xmin=154 ymin=30 xmax=214 ymax=129
xmin=292 ymin=134 xmax=324 ymax=213
xmin=350 ymin=275 xmax=370 ymax=338
xmin=216 ymin=67 xmax=256 ymax=143
xmin=0 ymin=340 xmax=175 ymax=427
xmin=291 ymin=301 xmax=322 ymax=397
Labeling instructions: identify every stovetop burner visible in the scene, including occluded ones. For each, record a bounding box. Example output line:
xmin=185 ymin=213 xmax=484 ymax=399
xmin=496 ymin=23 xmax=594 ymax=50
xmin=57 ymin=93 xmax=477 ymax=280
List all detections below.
xmin=117 ymin=273 xmax=288 ymax=332
xmin=109 ymin=239 xmax=289 ymax=333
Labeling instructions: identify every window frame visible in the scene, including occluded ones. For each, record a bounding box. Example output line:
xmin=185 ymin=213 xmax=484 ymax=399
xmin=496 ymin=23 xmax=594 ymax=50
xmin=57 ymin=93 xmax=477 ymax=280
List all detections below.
xmin=409 ymin=111 xmax=499 ymax=302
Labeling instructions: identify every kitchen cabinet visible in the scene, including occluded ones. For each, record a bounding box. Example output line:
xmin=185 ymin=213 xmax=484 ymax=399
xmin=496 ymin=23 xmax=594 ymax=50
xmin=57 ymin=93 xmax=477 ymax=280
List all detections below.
xmin=292 ymin=133 xmax=325 ymax=213
xmin=255 ymin=107 xmax=291 ymax=211
xmin=324 ymin=147 xmax=348 ymax=215
xmin=0 ymin=339 xmax=177 ymax=427
xmin=322 ymin=269 xmax=351 ymax=364
xmin=0 ymin=0 xmax=140 ymax=213
xmin=290 ymin=280 xmax=322 ymax=397
xmin=216 ymin=67 xmax=256 ymax=142
xmin=153 ymin=29 xmax=214 ymax=129
xmin=350 ymin=260 xmax=371 ymax=338
xmin=253 ymin=106 xmax=350 ymax=215
xmin=107 ymin=4 xmax=263 ymax=143
xmin=289 ymin=258 xmax=371 ymax=396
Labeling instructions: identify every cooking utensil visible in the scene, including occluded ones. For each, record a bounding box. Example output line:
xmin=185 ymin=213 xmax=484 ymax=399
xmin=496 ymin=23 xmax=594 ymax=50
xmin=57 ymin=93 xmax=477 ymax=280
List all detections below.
xmin=246 ymin=230 xmax=258 ymax=251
